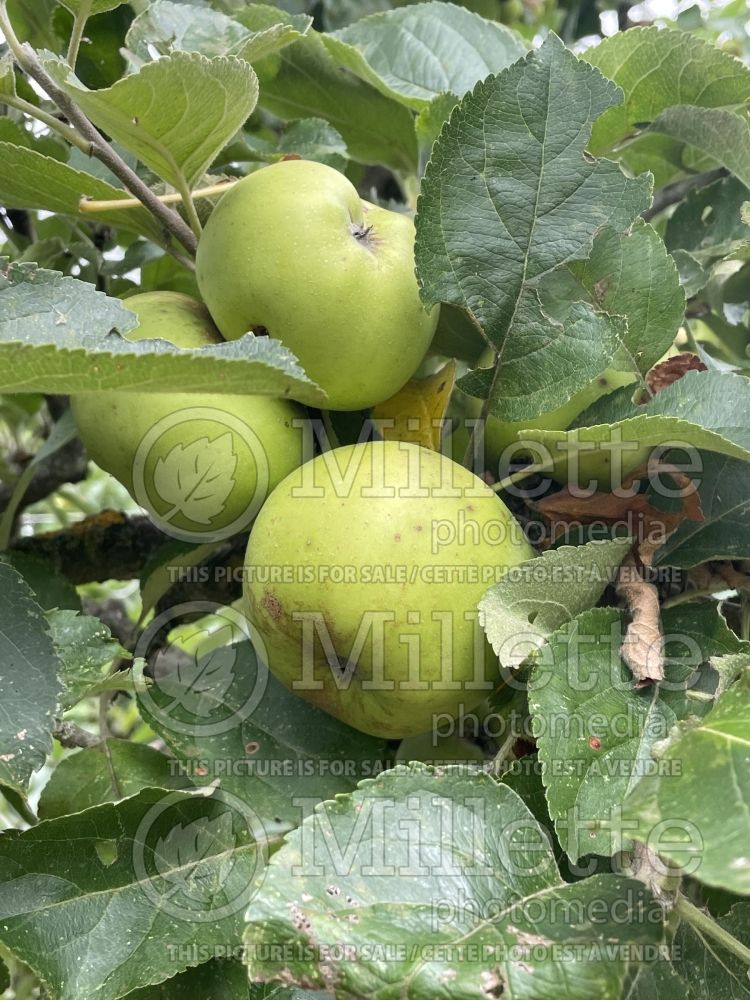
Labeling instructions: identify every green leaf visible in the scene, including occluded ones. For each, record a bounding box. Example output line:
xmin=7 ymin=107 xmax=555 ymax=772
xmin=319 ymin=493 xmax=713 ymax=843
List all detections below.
xmin=47 ymin=610 xmax=130 ymax=709
xmin=665 ymin=176 xmax=750 ymax=264
xmin=45 ymin=50 xmax=259 ymax=188
xmin=584 ymin=26 xmax=750 ymax=155
xmin=524 ymin=369 xmax=750 ymax=482
xmin=0 ymin=142 xmax=164 ymax=243
xmin=225 ymin=117 xmax=349 ymax=169
xmin=0 ymin=787 xmax=264 ymax=999
xmin=624 ymin=956 xmax=695 ymax=999
xmin=38 ymin=739 xmax=190 ymax=818
xmin=0 ymin=553 xmax=79 ymax=612
xmin=323 ymin=1 xmax=527 ymax=110
xmin=0 ymin=409 xmax=77 ymax=550
xmin=124 ymin=960 xmax=253 ymax=999
xmin=58 ymin=0 xmax=126 ymax=14
xmin=125 ymin=0 xmax=310 ymax=64
xmin=566 ymin=221 xmax=685 ymax=374
xmin=6 ymin=0 xmax=61 ymax=51
xmin=137 ymin=639 xmax=388 ymax=824
xmin=245 ymin=764 xmax=663 ymax=998
xmin=0 ymin=117 xmax=68 ymax=161
xmin=456 ymin=294 xmax=628 ymax=422
xmin=230 ymin=3 xmax=313 ymax=63
xmin=530 ymin=604 xmax=745 ymax=861
xmin=276 ymin=118 xmax=347 ymax=168
xmin=415 ymin=90 xmax=459 ymax=175
xmin=623 ymin=671 xmax=750 ymax=893
xmin=0 ymin=563 xmax=61 ymax=797
xmin=416 ymin=34 xmax=652 ymax=420
xmin=254 ymin=30 xmax=417 ymax=173
xmin=670 ymin=249 xmax=709 ymax=298
xmin=479 ymin=537 xmax=633 ymax=667
xmin=667 ymin=902 xmax=750 ymax=997
xmin=655 ymin=451 xmax=750 ymax=567
xmin=0 ymin=263 xmax=327 ymax=405
xmin=139 ymin=539 xmax=223 ymax=617
xmin=650 ymin=105 xmax=750 ymax=192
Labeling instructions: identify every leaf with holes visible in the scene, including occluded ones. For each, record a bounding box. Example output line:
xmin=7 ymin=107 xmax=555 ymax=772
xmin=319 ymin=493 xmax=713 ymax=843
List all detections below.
xmin=623 ymin=671 xmax=750 ymax=893
xmin=529 ymin=604 xmax=746 ymax=861
xmin=0 ymin=788 xmax=264 ymax=999
xmin=245 ymin=764 xmax=663 ymax=998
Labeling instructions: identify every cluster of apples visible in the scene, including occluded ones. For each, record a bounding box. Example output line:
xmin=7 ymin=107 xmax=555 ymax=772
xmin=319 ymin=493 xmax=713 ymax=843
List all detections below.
xmin=72 ymin=160 xmax=627 ymax=741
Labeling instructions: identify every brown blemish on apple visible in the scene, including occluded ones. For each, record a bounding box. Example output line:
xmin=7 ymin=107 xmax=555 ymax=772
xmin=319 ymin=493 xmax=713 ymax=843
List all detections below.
xmin=261 ymin=592 xmax=283 ymax=619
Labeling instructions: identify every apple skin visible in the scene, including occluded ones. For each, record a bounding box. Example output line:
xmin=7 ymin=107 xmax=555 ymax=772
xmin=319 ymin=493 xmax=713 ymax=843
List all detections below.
xmin=243 ymin=440 xmax=535 ymax=738
xmin=455 ymin=348 xmax=642 ymax=489
xmin=395 ymin=731 xmax=485 ymax=766
xmin=195 ymin=159 xmax=438 ymax=412
xmin=71 ymin=291 xmax=310 ymax=538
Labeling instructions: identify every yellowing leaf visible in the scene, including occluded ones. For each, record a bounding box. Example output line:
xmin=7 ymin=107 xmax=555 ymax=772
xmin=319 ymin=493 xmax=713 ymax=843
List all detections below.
xmin=372 ymin=360 xmax=456 ymax=451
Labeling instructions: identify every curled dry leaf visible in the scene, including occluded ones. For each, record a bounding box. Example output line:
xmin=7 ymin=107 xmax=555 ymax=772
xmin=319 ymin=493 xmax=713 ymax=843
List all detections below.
xmin=683 ymin=561 xmax=750 ymax=597
xmin=532 ymin=461 xmax=704 ymax=685
xmin=637 ymin=352 xmax=707 ymax=402
xmin=616 ymin=552 xmax=664 ymax=685
xmin=530 ymin=460 xmax=703 ymax=556
xmin=371 ymin=359 xmax=456 ymax=451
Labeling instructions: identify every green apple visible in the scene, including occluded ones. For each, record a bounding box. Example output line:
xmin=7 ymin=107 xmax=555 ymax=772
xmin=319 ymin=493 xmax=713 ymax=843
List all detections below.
xmin=395 ymin=731 xmax=486 ymax=766
xmin=196 ymin=159 xmax=439 ymax=412
xmin=454 ymin=348 xmax=643 ymax=489
xmin=71 ymin=291 xmax=310 ymax=540
xmin=244 ymin=440 xmax=535 ymax=738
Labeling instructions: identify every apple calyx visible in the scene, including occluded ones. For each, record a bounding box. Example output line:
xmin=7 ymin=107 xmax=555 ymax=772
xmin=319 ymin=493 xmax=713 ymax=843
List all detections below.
xmin=350 ymin=221 xmax=375 ymax=246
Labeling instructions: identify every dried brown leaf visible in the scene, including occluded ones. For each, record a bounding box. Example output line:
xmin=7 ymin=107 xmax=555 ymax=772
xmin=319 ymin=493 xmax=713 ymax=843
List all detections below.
xmin=636 ymin=353 xmax=707 ymax=402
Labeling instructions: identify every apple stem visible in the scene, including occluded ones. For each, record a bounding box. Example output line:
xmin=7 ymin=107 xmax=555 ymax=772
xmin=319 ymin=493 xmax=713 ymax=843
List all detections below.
xmin=674 ymin=895 xmax=750 ymax=966
xmin=175 ymin=173 xmax=204 ymax=240
xmin=492 ymin=461 xmax=555 ymax=493
xmin=66 ymin=0 xmax=93 ymax=68
xmin=78 ymin=180 xmax=240 ymax=215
